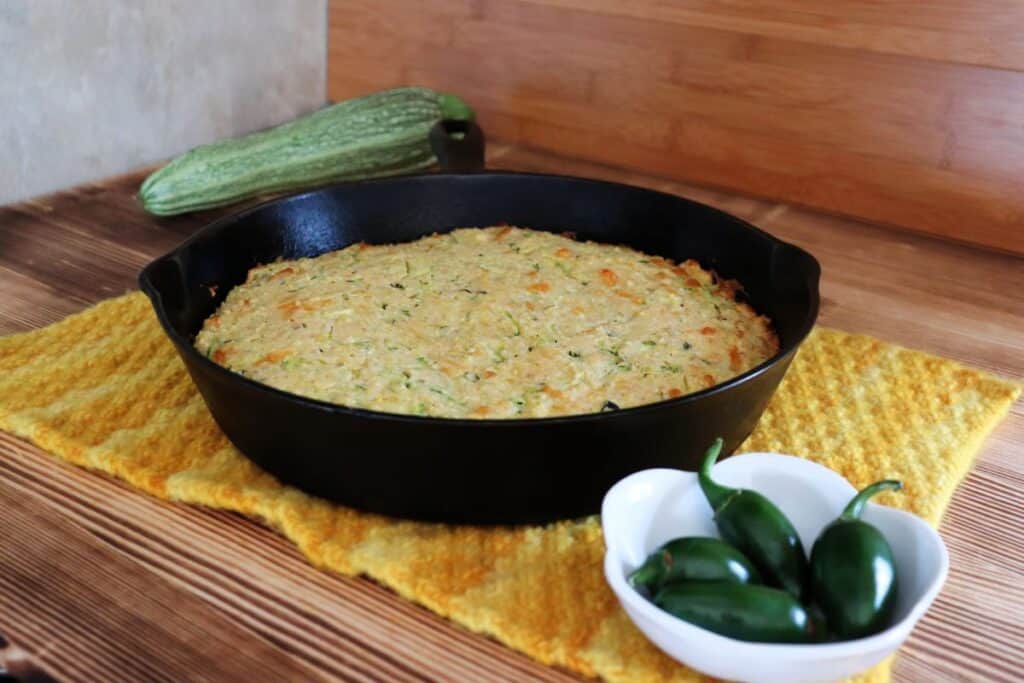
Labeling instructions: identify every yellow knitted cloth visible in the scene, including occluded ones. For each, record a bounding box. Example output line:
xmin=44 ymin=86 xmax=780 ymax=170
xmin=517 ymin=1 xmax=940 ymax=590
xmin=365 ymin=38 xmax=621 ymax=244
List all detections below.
xmin=0 ymin=293 xmax=1018 ymax=683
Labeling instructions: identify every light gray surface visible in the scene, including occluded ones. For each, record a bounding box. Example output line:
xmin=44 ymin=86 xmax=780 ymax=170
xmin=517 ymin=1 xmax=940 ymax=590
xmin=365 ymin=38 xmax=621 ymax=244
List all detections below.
xmin=0 ymin=1 xmax=326 ymax=204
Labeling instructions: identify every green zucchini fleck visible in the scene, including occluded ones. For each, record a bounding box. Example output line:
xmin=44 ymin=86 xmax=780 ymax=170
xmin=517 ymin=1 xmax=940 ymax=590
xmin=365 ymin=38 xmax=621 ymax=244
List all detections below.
xmin=504 ymin=311 xmax=522 ymax=337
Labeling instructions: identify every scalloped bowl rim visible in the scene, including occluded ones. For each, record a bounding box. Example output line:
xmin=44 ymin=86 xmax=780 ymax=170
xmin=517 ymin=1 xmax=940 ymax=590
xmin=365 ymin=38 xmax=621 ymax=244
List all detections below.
xmin=601 ymin=453 xmax=949 ymax=679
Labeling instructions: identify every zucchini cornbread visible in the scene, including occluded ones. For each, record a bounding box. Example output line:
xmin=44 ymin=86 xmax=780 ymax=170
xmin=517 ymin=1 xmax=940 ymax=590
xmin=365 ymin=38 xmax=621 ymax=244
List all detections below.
xmin=195 ymin=227 xmax=778 ymax=418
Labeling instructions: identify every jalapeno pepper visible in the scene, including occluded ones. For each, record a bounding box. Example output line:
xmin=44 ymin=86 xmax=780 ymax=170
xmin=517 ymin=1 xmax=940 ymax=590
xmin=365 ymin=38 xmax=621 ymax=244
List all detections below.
xmin=628 ymin=537 xmax=761 ymax=591
xmin=810 ymin=479 xmax=902 ymax=639
xmin=698 ymin=438 xmax=809 ymax=600
xmin=653 ymin=581 xmax=817 ymax=643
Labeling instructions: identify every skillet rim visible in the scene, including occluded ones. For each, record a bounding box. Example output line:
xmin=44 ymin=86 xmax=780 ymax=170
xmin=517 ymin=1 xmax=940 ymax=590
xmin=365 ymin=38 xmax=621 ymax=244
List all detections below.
xmin=138 ymin=170 xmax=821 ymax=427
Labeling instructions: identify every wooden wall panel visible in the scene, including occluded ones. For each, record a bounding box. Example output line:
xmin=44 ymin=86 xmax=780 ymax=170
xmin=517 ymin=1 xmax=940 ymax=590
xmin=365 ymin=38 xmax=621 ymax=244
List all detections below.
xmin=328 ymin=0 xmax=1024 ymax=254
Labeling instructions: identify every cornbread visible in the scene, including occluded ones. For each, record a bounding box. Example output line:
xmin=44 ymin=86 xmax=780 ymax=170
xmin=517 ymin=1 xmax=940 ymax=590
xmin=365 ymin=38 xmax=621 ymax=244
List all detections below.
xmin=195 ymin=227 xmax=778 ymax=418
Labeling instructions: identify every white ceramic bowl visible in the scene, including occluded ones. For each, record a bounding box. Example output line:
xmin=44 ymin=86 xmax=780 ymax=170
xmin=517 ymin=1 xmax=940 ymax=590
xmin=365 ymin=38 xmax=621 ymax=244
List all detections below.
xmin=601 ymin=453 xmax=949 ymax=683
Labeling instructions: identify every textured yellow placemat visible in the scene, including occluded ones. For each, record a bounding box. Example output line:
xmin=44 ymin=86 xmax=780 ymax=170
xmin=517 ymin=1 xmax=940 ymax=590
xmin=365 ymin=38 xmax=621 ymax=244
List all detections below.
xmin=0 ymin=293 xmax=1019 ymax=683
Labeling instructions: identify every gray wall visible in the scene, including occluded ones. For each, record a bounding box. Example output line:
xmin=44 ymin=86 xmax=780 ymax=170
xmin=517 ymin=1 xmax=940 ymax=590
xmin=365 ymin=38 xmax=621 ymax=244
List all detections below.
xmin=0 ymin=1 xmax=326 ymax=204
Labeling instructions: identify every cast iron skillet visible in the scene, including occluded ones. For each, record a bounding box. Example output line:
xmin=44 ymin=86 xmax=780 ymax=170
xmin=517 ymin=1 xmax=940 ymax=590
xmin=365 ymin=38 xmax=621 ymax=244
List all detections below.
xmin=140 ymin=120 xmax=820 ymax=525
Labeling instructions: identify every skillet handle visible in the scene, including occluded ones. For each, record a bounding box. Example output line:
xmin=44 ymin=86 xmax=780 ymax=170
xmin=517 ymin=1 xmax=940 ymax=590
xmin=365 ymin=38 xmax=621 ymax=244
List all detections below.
xmin=429 ymin=120 xmax=486 ymax=173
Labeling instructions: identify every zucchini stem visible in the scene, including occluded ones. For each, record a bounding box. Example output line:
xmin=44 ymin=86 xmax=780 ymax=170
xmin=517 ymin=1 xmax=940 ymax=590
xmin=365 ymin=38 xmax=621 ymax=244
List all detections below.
xmin=438 ymin=93 xmax=475 ymax=121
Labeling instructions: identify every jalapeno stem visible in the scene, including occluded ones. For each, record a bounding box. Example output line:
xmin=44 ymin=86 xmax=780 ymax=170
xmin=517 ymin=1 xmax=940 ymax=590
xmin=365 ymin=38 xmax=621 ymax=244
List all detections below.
xmin=627 ymin=562 xmax=661 ymax=588
xmin=698 ymin=438 xmax=733 ymax=511
xmin=840 ymin=480 xmax=902 ymax=521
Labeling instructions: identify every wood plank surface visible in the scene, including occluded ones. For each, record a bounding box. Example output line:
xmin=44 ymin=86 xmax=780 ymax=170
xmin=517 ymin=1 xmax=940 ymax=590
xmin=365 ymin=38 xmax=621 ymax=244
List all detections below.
xmin=0 ymin=144 xmax=1021 ymax=682
xmin=327 ymin=0 xmax=1024 ymax=254
xmin=0 ymin=468 xmax=319 ymax=683
xmin=0 ymin=434 xmax=579 ymax=683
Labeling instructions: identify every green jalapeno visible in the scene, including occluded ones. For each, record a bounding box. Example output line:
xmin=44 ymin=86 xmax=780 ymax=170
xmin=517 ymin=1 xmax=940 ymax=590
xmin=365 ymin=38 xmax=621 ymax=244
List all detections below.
xmin=653 ymin=581 xmax=817 ymax=643
xmin=810 ymin=479 xmax=902 ymax=640
xmin=698 ymin=438 xmax=809 ymax=600
xmin=628 ymin=537 xmax=762 ymax=591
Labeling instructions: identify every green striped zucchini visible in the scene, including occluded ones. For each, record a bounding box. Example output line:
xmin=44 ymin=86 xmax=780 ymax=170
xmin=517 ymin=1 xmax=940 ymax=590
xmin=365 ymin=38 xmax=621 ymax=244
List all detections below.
xmin=139 ymin=87 xmax=474 ymax=216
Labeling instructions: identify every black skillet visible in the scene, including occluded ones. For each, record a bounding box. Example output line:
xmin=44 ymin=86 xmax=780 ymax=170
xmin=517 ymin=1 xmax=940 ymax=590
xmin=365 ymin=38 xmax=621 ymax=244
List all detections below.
xmin=140 ymin=120 xmax=820 ymax=525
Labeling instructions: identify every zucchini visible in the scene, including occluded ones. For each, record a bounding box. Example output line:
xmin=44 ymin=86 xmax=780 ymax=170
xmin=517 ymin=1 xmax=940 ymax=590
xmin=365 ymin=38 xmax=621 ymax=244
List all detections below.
xmin=139 ymin=87 xmax=474 ymax=216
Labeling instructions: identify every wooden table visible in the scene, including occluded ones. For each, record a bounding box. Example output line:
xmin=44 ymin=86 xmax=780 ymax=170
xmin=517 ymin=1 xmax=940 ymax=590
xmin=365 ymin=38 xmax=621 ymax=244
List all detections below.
xmin=1 ymin=143 xmax=1021 ymax=683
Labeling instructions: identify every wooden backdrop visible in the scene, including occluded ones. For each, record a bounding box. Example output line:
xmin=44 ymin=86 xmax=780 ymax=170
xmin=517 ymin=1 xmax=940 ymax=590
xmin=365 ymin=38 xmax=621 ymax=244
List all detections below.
xmin=327 ymin=0 xmax=1024 ymax=255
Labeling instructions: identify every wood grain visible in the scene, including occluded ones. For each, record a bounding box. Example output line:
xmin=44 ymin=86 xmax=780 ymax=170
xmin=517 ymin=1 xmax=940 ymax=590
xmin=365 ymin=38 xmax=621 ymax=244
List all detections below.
xmin=0 ymin=146 xmax=1021 ymax=682
xmin=0 ymin=434 xmax=580 ymax=683
xmin=327 ymin=0 xmax=1024 ymax=254
xmin=0 ymin=464 xmax=318 ymax=683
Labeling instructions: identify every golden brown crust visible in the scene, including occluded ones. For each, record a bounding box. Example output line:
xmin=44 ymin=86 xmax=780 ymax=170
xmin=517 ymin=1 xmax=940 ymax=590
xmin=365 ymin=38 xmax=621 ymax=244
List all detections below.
xmin=196 ymin=227 xmax=779 ymax=418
